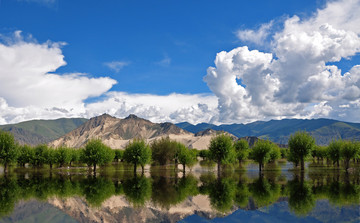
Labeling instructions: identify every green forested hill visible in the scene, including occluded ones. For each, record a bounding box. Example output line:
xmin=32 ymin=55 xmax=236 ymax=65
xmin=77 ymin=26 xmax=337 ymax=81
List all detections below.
xmin=0 ymin=118 xmax=88 ymax=145
xmin=176 ymin=118 xmax=360 ymax=145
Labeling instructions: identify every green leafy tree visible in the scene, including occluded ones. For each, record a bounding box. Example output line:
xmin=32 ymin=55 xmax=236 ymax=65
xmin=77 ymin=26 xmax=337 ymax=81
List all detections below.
xmin=69 ymin=148 xmax=80 ymax=167
xmin=151 ymin=137 xmax=177 ymax=165
xmin=0 ymin=131 xmax=18 ymax=172
xmin=268 ymin=144 xmax=281 ymax=163
xmin=340 ymin=141 xmax=357 ymax=171
xmin=208 ymin=134 xmax=236 ymax=173
xmin=45 ymin=148 xmax=57 ymax=169
xmin=328 ymin=140 xmax=343 ymax=168
xmin=249 ymin=140 xmax=273 ymax=172
xmin=32 ymin=144 xmax=48 ymax=167
xmin=249 ymin=176 xmax=281 ymax=207
xmin=198 ymin=150 xmax=210 ymax=160
xmin=288 ymin=131 xmax=315 ymax=170
xmin=178 ymin=146 xmax=197 ymax=173
xmin=17 ymin=144 xmax=33 ymax=167
xmin=56 ymin=147 xmax=72 ymax=167
xmin=123 ymin=139 xmax=152 ymax=173
xmin=234 ymin=139 xmax=249 ymax=164
xmin=81 ymin=139 xmax=115 ymax=173
xmin=114 ymin=149 xmax=124 ymax=162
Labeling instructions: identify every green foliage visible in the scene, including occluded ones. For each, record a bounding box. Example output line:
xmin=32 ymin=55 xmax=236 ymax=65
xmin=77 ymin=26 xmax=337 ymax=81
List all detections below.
xmin=32 ymin=144 xmax=49 ymax=167
xmin=234 ymin=139 xmax=249 ymax=163
xmin=81 ymin=139 xmax=115 ymax=170
xmin=0 ymin=177 xmax=20 ymax=217
xmin=69 ymin=148 xmax=81 ymax=166
xmin=45 ymin=148 xmax=57 ymax=168
xmin=123 ymin=139 xmax=151 ymax=171
xmin=208 ymin=134 xmax=236 ymax=165
xmin=151 ymin=137 xmax=177 ymax=165
xmin=288 ymin=131 xmax=315 ymax=170
xmin=269 ymin=145 xmax=281 ymax=163
xmin=328 ymin=140 xmax=343 ymax=167
xmin=114 ymin=149 xmax=124 ymax=162
xmin=123 ymin=175 xmax=152 ymax=207
xmin=56 ymin=147 xmax=72 ymax=167
xmin=17 ymin=144 xmax=33 ymax=166
xmin=280 ymin=147 xmax=289 ymax=159
xmin=178 ymin=145 xmax=197 ymax=172
xmin=249 ymin=140 xmax=273 ymax=171
xmin=340 ymin=141 xmax=358 ymax=170
xmin=198 ymin=150 xmax=210 ymax=160
xmin=0 ymin=131 xmax=18 ymax=170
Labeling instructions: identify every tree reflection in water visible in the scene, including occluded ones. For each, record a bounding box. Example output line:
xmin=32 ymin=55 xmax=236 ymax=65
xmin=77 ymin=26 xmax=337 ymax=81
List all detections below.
xmin=0 ymin=168 xmax=359 ymax=218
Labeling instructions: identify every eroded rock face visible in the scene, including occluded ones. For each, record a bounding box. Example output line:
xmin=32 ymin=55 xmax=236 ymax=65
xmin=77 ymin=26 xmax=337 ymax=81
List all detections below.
xmin=48 ymin=195 xmax=218 ymax=223
xmin=50 ymin=114 xmax=237 ymax=150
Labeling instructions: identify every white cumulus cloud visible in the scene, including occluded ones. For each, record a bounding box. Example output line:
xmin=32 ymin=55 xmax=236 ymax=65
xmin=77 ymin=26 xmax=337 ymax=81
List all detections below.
xmin=205 ymin=0 xmax=360 ymax=123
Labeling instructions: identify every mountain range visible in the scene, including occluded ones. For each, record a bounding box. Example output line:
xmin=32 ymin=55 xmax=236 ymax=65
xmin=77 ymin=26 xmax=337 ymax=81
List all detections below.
xmin=176 ymin=118 xmax=360 ymax=145
xmin=1 ymin=115 xmax=359 ymax=147
xmin=50 ymin=114 xmax=225 ymax=149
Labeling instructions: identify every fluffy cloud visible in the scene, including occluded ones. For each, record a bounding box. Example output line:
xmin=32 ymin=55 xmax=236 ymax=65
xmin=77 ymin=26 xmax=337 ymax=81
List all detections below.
xmin=205 ymin=0 xmax=360 ymax=123
xmin=0 ymin=32 xmax=217 ymax=124
xmin=236 ymin=21 xmax=273 ymax=45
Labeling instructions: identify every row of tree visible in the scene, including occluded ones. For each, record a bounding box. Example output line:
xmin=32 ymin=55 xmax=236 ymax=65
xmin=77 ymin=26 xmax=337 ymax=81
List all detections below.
xmin=1 ymin=172 xmax=359 ymax=217
xmin=1 ymin=130 xmax=359 ymax=173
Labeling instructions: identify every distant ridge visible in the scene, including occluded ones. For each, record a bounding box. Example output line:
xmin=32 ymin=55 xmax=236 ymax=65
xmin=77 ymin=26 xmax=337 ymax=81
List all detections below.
xmin=50 ymin=114 xmax=198 ymax=149
xmin=176 ymin=118 xmax=360 ymax=145
xmin=0 ymin=118 xmax=88 ymax=145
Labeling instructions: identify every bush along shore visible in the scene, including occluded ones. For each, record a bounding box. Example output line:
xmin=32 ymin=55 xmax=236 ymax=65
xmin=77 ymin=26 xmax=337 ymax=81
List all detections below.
xmin=0 ymin=130 xmax=360 ymax=174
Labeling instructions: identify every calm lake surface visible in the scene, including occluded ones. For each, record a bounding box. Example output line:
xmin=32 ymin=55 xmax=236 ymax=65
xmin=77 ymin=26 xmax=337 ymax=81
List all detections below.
xmin=0 ymin=162 xmax=359 ymax=223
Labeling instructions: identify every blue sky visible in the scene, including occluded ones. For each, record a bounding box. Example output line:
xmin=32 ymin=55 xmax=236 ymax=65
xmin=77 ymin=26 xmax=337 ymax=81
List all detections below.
xmin=0 ymin=0 xmax=359 ymax=124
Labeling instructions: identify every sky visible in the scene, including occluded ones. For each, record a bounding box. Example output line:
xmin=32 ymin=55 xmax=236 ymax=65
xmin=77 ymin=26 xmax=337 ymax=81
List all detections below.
xmin=0 ymin=0 xmax=359 ymax=125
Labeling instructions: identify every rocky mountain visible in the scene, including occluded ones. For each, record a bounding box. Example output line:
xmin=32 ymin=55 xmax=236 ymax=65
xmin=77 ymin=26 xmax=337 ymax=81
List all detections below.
xmin=0 ymin=118 xmax=88 ymax=146
xmin=177 ymin=118 xmax=360 ymax=145
xmin=50 ymin=114 xmax=225 ymax=149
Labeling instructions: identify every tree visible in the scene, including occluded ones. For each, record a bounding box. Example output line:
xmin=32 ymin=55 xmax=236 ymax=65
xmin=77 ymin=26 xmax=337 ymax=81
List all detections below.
xmin=56 ymin=147 xmax=72 ymax=167
xmin=114 ymin=149 xmax=124 ymax=162
xmin=32 ymin=144 xmax=48 ymax=167
xmin=69 ymin=148 xmax=80 ymax=167
xmin=268 ymin=144 xmax=281 ymax=163
xmin=123 ymin=175 xmax=152 ymax=207
xmin=81 ymin=139 xmax=115 ymax=173
xmin=151 ymin=137 xmax=177 ymax=165
xmin=123 ymin=139 xmax=152 ymax=173
xmin=0 ymin=131 xmax=18 ymax=173
xmin=17 ymin=144 xmax=33 ymax=167
xmin=288 ymin=131 xmax=315 ymax=171
xmin=340 ymin=141 xmax=357 ymax=171
xmin=328 ymin=140 xmax=343 ymax=168
xmin=234 ymin=139 xmax=249 ymax=164
xmin=45 ymin=148 xmax=57 ymax=169
xmin=208 ymin=134 xmax=236 ymax=174
xmin=178 ymin=145 xmax=197 ymax=173
xmin=249 ymin=140 xmax=273 ymax=172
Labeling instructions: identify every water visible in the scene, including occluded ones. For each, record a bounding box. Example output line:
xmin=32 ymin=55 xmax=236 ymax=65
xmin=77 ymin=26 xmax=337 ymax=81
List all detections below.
xmin=0 ymin=162 xmax=359 ymax=223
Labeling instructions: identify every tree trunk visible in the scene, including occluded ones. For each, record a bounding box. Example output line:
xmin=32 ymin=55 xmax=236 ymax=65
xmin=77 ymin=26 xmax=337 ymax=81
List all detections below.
xmin=259 ymin=162 xmax=262 ymax=172
xmin=4 ymin=162 xmax=8 ymax=173
xmin=217 ymin=161 xmax=221 ymax=178
xmin=183 ymin=164 xmax=186 ymax=174
xmin=141 ymin=165 xmax=144 ymax=174
xmin=337 ymin=160 xmax=339 ymax=168
xmin=301 ymin=158 xmax=305 ymax=171
xmin=134 ymin=163 xmax=137 ymax=174
xmin=93 ymin=163 xmax=96 ymax=174
xmin=175 ymin=158 xmax=178 ymax=170
xmin=345 ymin=159 xmax=350 ymax=171
xmin=50 ymin=163 xmax=53 ymax=169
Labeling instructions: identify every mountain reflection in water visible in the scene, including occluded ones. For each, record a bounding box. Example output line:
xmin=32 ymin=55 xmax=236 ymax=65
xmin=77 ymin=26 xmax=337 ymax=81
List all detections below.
xmin=0 ymin=165 xmax=359 ymax=223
